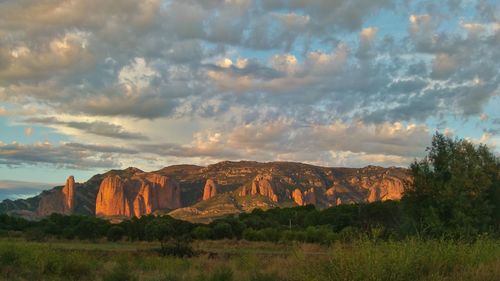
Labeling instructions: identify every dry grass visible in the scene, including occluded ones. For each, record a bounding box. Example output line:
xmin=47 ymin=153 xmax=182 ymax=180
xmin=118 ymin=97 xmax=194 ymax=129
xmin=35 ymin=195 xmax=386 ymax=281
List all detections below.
xmin=0 ymin=238 xmax=499 ymax=281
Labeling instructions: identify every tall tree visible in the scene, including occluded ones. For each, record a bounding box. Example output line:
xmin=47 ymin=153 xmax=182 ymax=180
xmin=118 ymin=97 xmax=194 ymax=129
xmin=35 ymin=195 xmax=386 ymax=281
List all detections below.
xmin=402 ymin=132 xmax=499 ymax=237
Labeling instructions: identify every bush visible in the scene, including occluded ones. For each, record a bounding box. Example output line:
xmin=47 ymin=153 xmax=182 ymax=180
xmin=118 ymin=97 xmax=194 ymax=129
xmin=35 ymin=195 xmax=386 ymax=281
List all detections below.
xmin=24 ymin=227 xmax=46 ymax=242
xmin=107 ymin=226 xmax=125 ymax=242
xmin=260 ymin=228 xmax=281 ymax=242
xmin=212 ymin=222 xmax=233 ymax=239
xmin=192 ymin=226 xmax=212 ymax=240
xmin=158 ymin=238 xmax=194 ymax=258
xmin=338 ymin=226 xmax=361 ymax=243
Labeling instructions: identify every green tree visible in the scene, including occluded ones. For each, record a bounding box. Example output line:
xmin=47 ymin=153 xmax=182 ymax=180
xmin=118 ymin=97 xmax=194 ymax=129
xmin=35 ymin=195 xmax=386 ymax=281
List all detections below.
xmin=192 ymin=226 xmax=212 ymax=240
xmin=212 ymin=222 xmax=233 ymax=239
xmin=402 ymin=132 xmax=500 ymax=237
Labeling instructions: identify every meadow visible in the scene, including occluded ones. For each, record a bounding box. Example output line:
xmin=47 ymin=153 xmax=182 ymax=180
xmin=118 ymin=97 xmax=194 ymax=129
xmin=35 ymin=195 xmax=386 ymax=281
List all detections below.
xmin=1 ymin=238 xmax=499 ymax=281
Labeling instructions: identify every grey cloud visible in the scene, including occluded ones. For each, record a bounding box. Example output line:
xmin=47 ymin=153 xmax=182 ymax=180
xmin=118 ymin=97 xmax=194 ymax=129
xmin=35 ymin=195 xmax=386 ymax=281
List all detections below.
xmin=260 ymin=0 xmax=393 ymax=32
xmin=23 ymin=117 xmax=149 ymax=140
xmin=0 ymin=142 xmax=136 ymax=169
xmin=138 ymin=143 xmax=243 ymax=159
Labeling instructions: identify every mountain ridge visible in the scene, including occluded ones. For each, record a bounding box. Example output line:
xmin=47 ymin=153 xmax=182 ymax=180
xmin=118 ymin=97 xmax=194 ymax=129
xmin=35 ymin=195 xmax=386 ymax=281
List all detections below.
xmin=0 ymin=161 xmax=412 ymax=222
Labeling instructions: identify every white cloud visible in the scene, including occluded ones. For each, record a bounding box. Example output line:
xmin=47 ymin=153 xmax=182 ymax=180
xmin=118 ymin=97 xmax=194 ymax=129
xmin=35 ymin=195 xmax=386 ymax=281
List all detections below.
xmin=118 ymin=57 xmax=159 ymax=95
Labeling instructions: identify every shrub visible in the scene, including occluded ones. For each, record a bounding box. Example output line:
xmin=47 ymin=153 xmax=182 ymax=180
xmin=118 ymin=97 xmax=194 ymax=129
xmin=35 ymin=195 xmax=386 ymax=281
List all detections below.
xmin=338 ymin=226 xmax=361 ymax=243
xmin=158 ymin=238 xmax=194 ymax=258
xmin=24 ymin=227 xmax=46 ymax=242
xmin=192 ymin=226 xmax=212 ymax=240
xmin=212 ymin=222 xmax=233 ymax=239
xmin=107 ymin=226 xmax=125 ymax=242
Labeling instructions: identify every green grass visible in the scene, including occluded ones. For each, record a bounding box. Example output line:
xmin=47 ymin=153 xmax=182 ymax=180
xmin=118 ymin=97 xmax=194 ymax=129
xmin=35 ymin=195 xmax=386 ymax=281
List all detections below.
xmin=0 ymin=238 xmax=499 ymax=281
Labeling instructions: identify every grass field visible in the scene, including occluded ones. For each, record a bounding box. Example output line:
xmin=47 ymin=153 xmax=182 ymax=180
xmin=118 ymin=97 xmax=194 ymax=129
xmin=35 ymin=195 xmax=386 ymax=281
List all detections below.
xmin=0 ymin=238 xmax=499 ymax=281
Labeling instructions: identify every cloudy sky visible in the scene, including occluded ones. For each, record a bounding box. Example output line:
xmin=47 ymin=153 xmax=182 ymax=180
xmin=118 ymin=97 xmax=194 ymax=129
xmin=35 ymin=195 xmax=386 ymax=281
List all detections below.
xmin=0 ymin=0 xmax=499 ymax=185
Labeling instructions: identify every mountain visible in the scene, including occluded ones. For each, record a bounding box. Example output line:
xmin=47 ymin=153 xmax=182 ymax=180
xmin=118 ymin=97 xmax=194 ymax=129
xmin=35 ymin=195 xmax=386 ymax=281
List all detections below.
xmin=0 ymin=161 xmax=412 ymax=222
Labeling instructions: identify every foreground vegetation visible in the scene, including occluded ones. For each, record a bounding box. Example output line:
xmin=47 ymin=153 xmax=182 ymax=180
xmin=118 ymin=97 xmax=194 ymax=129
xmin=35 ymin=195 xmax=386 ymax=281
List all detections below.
xmin=1 ymin=238 xmax=499 ymax=281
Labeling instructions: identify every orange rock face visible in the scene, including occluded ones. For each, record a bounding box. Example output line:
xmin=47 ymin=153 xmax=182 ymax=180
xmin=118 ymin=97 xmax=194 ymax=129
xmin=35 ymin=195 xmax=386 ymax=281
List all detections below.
xmin=303 ymin=188 xmax=316 ymax=205
xmin=142 ymin=173 xmax=181 ymax=210
xmin=250 ymin=175 xmax=279 ymax=202
xmin=292 ymin=188 xmax=304 ymax=206
xmin=37 ymin=176 xmax=76 ymax=216
xmin=202 ymin=179 xmax=217 ymax=200
xmin=95 ymin=173 xmax=182 ymax=217
xmin=62 ymin=176 xmax=75 ymax=211
xmin=366 ymin=176 xmax=405 ymax=202
xmin=133 ymin=182 xmax=155 ymax=216
xmin=95 ymin=175 xmax=131 ymax=217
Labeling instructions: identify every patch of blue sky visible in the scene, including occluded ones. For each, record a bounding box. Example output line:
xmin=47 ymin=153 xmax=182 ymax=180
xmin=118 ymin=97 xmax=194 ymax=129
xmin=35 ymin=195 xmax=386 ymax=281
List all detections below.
xmin=363 ymin=8 xmax=409 ymax=39
xmin=0 ymin=165 xmax=100 ymax=184
xmin=0 ymin=116 xmax=69 ymax=145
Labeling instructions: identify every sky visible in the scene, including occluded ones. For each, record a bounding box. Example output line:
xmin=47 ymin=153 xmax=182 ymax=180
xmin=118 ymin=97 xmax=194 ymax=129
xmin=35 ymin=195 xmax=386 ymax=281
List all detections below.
xmin=0 ymin=0 xmax=499 ymax=186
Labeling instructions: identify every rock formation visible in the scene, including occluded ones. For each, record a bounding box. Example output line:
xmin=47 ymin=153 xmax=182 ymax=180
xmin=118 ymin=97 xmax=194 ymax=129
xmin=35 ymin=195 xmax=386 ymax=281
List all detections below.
xmin=239 ymin=174 xmax=282 ymax=202
xmin=303 ymin=188 xmax=316 ymax=205
xmin=366 ymin=176 xmax=406 ymax=202
xmin=292 ymin=189 xmax=304 ymax=206
xmin=133 ymin=181 xmax=155 ymax=216
xmin=96 ymin=173 xmax=182 ymax=217
xmin=292 ymin=188 xmax=316 ymax=206
xmin=202 ymin=179 xmax=217 ymax=200
xmin=37 ymin=176 xmax=76 ymax=216
xmin=62 ymin=176 xmax=75 ymax=211
xmin=142 ymin=173 xmax=181 ymax=210
xmin=95 ymin=176 xmax=131 ymax=217
xmin=2 ymin=161 xmax=412 ymax=221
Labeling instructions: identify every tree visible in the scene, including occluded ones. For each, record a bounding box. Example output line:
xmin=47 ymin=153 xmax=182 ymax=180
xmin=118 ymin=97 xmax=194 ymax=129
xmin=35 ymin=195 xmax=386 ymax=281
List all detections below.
xmin=402 ymin=132 xmax=499 ymax=237
xmin=192 ymin=226 xmax=212 ymax=240
xmin=212 ymin=222 xmax=233 ymax=239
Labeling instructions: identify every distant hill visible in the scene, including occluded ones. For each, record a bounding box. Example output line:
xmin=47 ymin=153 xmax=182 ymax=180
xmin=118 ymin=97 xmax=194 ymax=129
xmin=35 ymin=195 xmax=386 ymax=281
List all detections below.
xmin=0 ymin=161 xmax=412 ymax=222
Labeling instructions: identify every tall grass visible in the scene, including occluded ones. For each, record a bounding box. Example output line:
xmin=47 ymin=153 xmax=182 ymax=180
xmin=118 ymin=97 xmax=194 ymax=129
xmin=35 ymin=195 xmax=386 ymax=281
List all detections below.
xmin=0 ymin=238 xmax=499 ymax=281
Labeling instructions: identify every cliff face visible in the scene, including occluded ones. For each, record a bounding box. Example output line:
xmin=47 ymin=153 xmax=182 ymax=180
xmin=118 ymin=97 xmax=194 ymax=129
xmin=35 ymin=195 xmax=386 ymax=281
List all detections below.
xmin=37 ymin=176 xmax=76 ymax=216
xmin=292 ymin=189 xmax=304 ymax=206
xmin=95 ymin=172 xmax=181 ymax=218
xmin=95 ymin=176 xmax=131 ymax=217
xmin=239 ymin=174 xmax=282 ymax=202
xmin=202 ymin=179 xmax=217 ymax=200
xmin=62 ymin=176 xmax=75 ymax=211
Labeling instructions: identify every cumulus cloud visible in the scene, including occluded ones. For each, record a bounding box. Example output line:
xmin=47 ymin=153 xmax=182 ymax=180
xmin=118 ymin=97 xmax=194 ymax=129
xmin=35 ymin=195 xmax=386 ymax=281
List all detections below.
xmin=138 ymin=120 xmax=431 ymax=167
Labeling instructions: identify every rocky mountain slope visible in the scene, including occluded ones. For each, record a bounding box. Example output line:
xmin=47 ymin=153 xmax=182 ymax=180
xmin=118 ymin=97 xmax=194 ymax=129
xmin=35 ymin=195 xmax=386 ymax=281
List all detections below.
xmin=0 ymin=161 xmax=412 ymax=222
